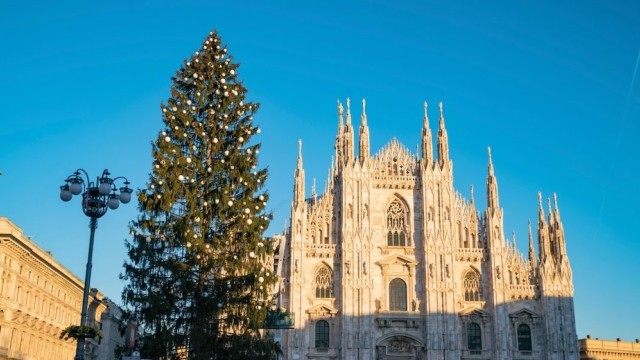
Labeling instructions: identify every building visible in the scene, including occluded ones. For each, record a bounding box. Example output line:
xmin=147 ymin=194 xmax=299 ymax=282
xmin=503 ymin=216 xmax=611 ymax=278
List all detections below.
xmin=0 ymin=217 xmax=122 ymax=360
xmin=579 ymin=337 xmax=640 ymax=360
xmin=95 ymin=297 xmax=126 ymax=360
xmin=278 ymin=100 xmax=578 ymax=359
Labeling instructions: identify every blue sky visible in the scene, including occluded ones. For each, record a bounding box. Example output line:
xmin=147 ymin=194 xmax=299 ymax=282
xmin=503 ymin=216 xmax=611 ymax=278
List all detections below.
xmin=1 ymin=0 xmax=638 ymax=341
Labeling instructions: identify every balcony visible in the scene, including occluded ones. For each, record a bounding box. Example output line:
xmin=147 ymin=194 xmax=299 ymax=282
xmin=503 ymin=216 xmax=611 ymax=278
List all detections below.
xmin=305 ymin=243 xmax=336 ymax=258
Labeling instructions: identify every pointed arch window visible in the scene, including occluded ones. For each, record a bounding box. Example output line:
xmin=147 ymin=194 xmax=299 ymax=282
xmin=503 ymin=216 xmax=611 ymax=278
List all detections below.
xmin=517 ymin=324 xmax=532 ymax=351
xmin=387 ymin=199 xmax=409 ymax=246
xmin=389 ymin=278 xmax=407 ymax=311
xmin=314 ymin=265 xmax=333 ymax=298
xmin=468 ymin=322 xmax=482 ymax=352
xmin=315 ymin=320 xmax=330 ymax=348
xmin=463 ymin=270 xmax=483 ymax=302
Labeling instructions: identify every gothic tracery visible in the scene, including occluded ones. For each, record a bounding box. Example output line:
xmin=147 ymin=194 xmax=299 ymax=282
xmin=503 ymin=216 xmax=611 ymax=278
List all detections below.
xmin=314 ymin=264 xmax=333 ymax=298
xmin=463 ymin=269 xmax=483 ymax=302
xmin=387 ymin=198 xmax=409 ymax=246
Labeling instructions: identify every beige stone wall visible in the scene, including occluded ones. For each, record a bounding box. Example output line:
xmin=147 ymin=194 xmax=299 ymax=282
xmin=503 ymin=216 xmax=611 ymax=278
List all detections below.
xmin=580 ymin=338 xmax=640 ymax=360
xmin=0 ymin=217 xmax=106 ymax=360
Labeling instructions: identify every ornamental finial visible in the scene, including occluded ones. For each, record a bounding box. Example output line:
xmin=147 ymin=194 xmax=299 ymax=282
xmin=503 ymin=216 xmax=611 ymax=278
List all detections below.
xmin=538 ymin=191 xmax=543 ymax=207
xmin=470 ymin=184 xmax=475 ymax=204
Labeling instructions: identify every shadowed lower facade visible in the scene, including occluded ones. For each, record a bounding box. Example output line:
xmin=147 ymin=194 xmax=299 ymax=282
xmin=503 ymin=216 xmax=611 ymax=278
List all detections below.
xmin=277 ymin=100 xmax=578 ymax=360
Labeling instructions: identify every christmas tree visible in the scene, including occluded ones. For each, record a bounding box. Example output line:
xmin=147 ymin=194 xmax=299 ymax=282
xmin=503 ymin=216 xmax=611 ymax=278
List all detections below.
xmin=121 ymin=30 xmax=279 ymax=359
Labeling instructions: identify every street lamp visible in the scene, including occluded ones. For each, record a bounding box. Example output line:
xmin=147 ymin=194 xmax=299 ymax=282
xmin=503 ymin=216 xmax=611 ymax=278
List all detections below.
xmin=60 ymin=169 xmax=132 ymax=360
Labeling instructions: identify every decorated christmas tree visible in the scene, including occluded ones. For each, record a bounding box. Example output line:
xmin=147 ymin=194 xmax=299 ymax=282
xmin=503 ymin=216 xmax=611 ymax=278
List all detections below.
xmin=121 ymin=30 xmax=279 ymax=359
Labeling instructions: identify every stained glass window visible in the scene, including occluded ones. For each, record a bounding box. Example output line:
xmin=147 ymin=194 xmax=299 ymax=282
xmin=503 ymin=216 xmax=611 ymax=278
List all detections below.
xmin=389 ymin=278 xmax=407 ymax=311
xmin=468 ymin=322 xmax=482 ymax=351
xmin=314 ymin=266 xmax=333 ymax=298
xmin=315 ymin=320 xmax=329 ymax=348
xmin=518 ymin=324 xmax=532 ymax=351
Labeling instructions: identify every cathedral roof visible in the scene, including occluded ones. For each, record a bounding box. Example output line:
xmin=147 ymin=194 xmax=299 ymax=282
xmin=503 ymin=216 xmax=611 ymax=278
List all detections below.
xmin=372 ymin=137 xmax=418 ymax=174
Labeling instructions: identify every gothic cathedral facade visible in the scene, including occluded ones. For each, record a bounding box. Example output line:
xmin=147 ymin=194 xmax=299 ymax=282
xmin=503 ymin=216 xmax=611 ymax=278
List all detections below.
xmin=278 ymin=100 xmax=578 ymax=360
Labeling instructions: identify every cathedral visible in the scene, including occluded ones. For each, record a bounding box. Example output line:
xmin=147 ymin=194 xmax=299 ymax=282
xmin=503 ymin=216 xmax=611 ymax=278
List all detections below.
xmin=277 ymin=99 xmax=578 ymax=360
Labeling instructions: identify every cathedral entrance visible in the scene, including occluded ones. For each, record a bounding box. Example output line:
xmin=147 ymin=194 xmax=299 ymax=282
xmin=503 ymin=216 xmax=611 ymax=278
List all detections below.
xmin=375 ymin=335 xmax=423 ymax=360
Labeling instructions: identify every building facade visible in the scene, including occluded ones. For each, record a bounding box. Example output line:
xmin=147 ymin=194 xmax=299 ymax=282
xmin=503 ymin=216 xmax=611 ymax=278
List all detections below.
xmin=95 ymin=297 xmax=126 ymax=360
xmin=0 ymin=217 xmax=121 ymax=360
xmin=579 ymin=338 xmax=640 ymax=360
xmin=278 ymin=100 xmax=578 ymax=360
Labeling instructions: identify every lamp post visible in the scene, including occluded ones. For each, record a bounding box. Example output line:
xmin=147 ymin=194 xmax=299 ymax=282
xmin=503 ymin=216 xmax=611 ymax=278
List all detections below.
xmin=60 ymin=169 xmax=132 ymax=360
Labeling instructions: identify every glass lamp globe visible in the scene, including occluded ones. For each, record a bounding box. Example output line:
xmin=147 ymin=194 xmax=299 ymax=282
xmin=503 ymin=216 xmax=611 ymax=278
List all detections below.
xmin=119 ymin=187 xmax=133 ymax=204
xmin=69 ymin=178 xmax=83 ymax=195
xmin=98 ymin=178 xmax=113 ymax=195
xmin=60 ymin=185 xmax=72 ymax=201
xmin=108 ymin=194 xmax=120 ymax=209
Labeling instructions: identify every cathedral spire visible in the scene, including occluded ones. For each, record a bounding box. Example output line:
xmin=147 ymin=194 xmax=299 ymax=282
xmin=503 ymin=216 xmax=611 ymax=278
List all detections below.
xmin=436 ymin=101 xmax=450 ymax=167
xmin=342 ymin=98 xmax=355 ymax=165
xmin=346 ymin=97 xmax=352 ymax=127
xmin=537 ymin=191 xmax=545 ymax=223
xmin=421 ymin=101 xmax=433 ymax=165
xmin=547 ymin=197 xmax=556 ymax=227
xmin=311 ymin=178 xmax=317 ymax=203
xmin=293 ymin=139 xmax=305 ymax=208
xmin=537 ymin=192 xmax=551 ymax=263
xmin=486 ymin=147 xmax=500 ymax=211
xmin=553 ymin=192 xmax=562 ymax=223
xmin=470 ymin=184 xmax=475 ymax=207
xmin=296 ymin=139 xmax=303 ymax=169
xmin=335 ymin=100 xmax=345 ymax=169
xmin=358 ymin=98 xmax=370 ymax=163
xmin=528 ymin=219 xmax=536 ymax=269
xmin=484 ymin=147 xmax=505 ymax=249
xmin=338 ymin=99 xmax=344 ymax=129
xmin=552 ymin=193 xmax=569 ymax=263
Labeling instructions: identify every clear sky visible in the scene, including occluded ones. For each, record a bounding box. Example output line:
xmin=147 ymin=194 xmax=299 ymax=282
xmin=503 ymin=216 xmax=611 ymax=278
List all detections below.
xmin=1 ymin=0 xmax=638 ymax=341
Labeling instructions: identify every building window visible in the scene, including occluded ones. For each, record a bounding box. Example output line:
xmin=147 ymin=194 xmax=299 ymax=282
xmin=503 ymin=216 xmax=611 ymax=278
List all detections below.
xmin=315 ymin=320 xmax=330 ymax=348
xmin=389 ymin=278 xmax=407 ymax=311
xmin=468 ymin=322 xmax=482 ymax=352
xmin=387 ymin=199 xmax=408 ymax=246
xmin=518 ymin=324 xmax=532 ymax=351
xmin=314 ymin=265 xmax=333 ymax=298
xmin=463 ymin=269 xmax=482 ymax=301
